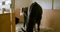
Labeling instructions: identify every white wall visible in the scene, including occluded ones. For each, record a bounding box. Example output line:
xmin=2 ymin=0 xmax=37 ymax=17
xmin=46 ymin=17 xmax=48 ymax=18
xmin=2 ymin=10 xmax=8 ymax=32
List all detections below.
xmin=0 ymin=10 xmax=2 ymax=14
xmin=15 ymin=0 xmax=53 ymax=9
xmin=15 ymin=0 xmax=60 ymax=9
xmin=54 ymin=0 xmax=60 ymax=9
xmin=32 ymin=0 xmax=52 ymax=9
xmin=32 ymin=0 xmax=60 ymax=9
xmin=15 ymin=0 xmax=32 ymax=9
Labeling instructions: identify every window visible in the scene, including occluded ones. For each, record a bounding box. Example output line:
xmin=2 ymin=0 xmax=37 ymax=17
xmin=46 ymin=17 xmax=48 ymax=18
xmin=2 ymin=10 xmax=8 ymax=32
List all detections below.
xmin=0 ymin=0 xmax=11 ymax=14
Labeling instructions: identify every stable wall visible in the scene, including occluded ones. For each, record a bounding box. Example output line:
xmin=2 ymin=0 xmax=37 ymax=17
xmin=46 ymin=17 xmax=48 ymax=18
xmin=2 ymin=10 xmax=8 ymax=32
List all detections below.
xmin=15 ymin=8 xmax=24 ymax=23
xmin=41 ymin=9 xmax=60 ymax=32
xmin=0 ymin=13 xmax=11 ymax=32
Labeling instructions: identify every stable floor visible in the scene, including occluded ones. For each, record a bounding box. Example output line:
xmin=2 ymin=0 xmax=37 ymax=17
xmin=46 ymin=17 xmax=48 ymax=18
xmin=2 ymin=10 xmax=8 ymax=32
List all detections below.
xmin=16 ymin=23 xmax=54 ymax=32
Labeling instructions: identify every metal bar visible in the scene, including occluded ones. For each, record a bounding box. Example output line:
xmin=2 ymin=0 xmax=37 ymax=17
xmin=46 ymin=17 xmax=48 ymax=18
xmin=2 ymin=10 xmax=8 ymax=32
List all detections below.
xmin=52 ymin=0 xmax=54 ymax=10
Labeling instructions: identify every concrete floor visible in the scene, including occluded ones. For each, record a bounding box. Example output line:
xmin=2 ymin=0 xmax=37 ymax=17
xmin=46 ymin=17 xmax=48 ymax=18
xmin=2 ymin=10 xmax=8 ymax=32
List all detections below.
xmin=16 ymin=23 xmax=54 ymax=32
xmin=16 ymin=23 xmax=23 ymax=32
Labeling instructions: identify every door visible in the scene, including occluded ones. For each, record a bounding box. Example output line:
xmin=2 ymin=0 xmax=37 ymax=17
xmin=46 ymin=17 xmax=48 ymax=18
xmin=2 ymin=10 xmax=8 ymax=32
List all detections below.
xmin=0 ymin=0 xmax=15 ymax=32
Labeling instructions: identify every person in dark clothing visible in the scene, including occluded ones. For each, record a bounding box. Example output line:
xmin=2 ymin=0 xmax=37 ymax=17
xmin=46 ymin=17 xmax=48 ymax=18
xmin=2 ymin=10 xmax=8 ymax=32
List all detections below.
xmin=26 ymin=2 xmax=43 ymax=32
xmin=22 ymin=7 xmax=28 ymax=28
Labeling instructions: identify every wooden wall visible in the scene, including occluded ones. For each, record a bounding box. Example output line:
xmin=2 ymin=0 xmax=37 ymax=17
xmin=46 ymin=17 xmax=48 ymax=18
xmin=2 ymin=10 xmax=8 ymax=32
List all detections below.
xmin=0 ymin=13 xmax=11 ymax=32
xmin=15 ymin=8 xmax=24 ymax=23
xmin=41 ymin=9 xmax=60 ymax=32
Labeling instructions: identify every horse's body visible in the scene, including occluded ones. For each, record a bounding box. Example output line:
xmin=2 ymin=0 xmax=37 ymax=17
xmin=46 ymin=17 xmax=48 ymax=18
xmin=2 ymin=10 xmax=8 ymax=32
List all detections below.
xmin=26 ymin=2 xmax=43 ymax=32
xmin=22 ymin=2 xmax=43 ymax=32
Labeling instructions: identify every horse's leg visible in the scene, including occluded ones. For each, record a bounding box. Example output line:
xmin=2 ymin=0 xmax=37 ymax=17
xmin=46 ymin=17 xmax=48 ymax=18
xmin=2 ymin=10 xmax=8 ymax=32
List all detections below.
xmin=37 ymin=16 xmax=42 ymax=32
xmin=26 ymin=22 xmax=33 ymax=32
xmin=26 ymin=18 xmax=34 ymax=32
xmin=38 ymin=20 xmax=40 ymax=32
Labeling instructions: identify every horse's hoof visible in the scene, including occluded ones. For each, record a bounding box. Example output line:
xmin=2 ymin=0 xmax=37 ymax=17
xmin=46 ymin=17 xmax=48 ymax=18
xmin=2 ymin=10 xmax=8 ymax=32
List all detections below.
xmin=21 ymin=28 xmax=26 ymax=32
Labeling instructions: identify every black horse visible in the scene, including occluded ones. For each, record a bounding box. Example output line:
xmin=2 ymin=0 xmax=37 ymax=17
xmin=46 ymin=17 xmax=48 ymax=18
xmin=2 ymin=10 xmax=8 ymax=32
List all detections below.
xmin=22 ymin=2 xmax=43 ymax=32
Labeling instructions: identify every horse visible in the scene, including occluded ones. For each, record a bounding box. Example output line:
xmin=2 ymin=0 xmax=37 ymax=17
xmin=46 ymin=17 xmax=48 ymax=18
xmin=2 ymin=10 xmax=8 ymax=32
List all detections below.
xmin=22 ymin=2 xmax=43 ymax=32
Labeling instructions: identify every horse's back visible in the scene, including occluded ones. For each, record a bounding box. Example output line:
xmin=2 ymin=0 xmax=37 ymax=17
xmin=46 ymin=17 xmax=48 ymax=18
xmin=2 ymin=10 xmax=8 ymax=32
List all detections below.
xmin=30 ymin=2 xmax=42 ymax=19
